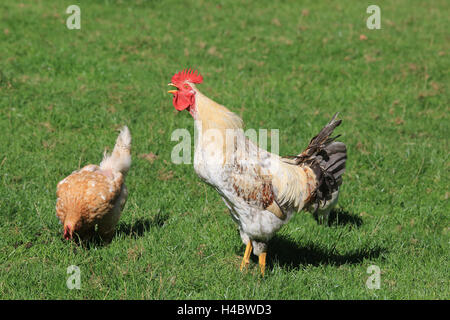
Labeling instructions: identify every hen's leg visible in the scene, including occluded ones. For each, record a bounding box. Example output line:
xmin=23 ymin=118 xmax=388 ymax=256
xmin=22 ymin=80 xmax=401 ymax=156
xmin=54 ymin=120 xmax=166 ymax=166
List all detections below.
xmin=240 ymin=241 xmax=252 ymax=271
xmin=258 ymin=252 xmax=267 ymax=277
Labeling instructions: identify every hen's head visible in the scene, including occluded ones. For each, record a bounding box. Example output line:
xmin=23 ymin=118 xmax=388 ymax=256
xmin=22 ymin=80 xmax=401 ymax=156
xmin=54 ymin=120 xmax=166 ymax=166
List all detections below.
xmin=63 ymin=222 xmax=74 ymax=240
xmin=168 ymin=69 xmax=203 ymax=115
xmin=62 ymin=217 xmax=81 ymax=240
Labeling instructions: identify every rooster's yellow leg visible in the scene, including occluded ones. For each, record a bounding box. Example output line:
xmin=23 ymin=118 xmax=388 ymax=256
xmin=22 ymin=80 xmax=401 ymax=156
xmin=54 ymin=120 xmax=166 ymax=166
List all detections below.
xmin=259 ymin=252 xmax=267 ymax=277
xmin=240 ymin=241 xmax=253 ymax=271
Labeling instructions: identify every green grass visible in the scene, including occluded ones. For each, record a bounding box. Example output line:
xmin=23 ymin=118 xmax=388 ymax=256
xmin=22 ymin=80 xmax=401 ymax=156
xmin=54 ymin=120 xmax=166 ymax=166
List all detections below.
xmin=0 ymin=0 xmax=448 ymax=299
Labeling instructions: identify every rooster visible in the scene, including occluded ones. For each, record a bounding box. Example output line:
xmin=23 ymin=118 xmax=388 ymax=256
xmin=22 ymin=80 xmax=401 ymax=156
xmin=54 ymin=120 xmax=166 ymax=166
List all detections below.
xmin=168 ymin=69 xmax=346 ymax=276
xmin=56 ymin=126 xmax=132 ymax=243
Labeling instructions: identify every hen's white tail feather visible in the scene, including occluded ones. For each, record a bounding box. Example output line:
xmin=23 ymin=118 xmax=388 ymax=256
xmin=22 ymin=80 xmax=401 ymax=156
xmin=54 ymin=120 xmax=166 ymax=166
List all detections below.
xmin=100 ymin=126 xmax=132 ymax=175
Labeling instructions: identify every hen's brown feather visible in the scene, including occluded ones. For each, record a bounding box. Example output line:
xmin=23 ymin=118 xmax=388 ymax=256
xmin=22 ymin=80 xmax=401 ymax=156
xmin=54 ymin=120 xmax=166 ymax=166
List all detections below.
xmin=56 ymin=165 xmax=123 ymax=239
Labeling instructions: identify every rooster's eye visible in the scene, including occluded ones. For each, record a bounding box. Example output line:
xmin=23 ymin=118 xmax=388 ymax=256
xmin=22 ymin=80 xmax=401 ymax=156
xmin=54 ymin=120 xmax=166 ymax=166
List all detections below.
xmin=184 ymin=84 xmax=189 ymax=89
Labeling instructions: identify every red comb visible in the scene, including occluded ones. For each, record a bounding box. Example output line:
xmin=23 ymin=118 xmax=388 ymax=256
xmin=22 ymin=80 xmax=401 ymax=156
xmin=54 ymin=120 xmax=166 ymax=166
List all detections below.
xmin=171 ymin=68 xmax=203 ymax=86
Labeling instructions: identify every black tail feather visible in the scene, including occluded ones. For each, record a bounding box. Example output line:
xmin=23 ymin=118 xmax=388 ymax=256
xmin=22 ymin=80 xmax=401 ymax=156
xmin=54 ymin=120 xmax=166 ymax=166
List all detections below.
xmin=294 ymin=113 xmax=347 ymax=207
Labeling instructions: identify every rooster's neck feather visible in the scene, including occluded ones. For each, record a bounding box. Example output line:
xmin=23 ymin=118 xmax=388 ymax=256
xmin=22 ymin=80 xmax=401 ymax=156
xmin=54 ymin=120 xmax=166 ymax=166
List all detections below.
xmin=192 ymin=87 xmax=244 ymax=132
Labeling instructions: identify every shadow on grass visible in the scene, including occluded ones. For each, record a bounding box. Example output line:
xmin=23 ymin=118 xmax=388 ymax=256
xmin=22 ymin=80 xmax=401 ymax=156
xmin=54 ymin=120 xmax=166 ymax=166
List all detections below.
xmin=116 ymin=211 xmax=169 ymax=238
xmin=265 ymin=236 xmax=386 ymax=270
xmin=314 ymin=208 xmax=363 ymax=228
xmin=66 ymin=211 xmax=169 ymax=249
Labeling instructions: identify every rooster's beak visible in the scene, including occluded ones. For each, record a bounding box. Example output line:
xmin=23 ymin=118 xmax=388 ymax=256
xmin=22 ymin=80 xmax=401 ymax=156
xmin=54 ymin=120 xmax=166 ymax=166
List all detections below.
xmin=167 ymin=83 xmax=177 ymax=94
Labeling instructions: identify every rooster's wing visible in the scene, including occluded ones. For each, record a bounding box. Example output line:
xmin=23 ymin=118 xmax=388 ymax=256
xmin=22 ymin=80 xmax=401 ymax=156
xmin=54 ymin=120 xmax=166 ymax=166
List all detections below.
xmin=223 ymin=138 xmax=287 ymax=220
xmin=223 ymin=137 xmax=316 ymax=220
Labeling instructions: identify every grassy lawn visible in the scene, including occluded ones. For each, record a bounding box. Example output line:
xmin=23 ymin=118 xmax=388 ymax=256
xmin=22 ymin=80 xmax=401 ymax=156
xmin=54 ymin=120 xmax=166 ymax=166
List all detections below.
xmin=0 ymin=0 xmax=448 ymax=299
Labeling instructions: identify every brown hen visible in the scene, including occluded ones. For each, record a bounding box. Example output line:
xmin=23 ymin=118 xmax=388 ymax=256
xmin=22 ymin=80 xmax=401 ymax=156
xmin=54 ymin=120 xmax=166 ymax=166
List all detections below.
xmin=56 ymin=126 xmax=131 ymax=242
